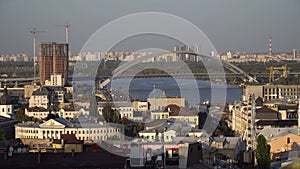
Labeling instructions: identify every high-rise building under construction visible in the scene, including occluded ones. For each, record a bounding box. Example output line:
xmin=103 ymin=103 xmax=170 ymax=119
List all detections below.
xmin=39 ymin=42 xmax=68 ymax=86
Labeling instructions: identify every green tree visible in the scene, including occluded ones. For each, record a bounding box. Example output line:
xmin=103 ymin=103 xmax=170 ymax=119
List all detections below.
xmin=213 ymin=117 xmax=234 ymax=137
xmin=102 ymin=104 xmax=120 ymax=123
xmin=0 ymin=128 xmax=6 ymax=142
xmin=15 ymin=109 xmax=31 ymax=122
xmin=65 ymin=93 xmax=73 ymax=101
xmin=256 ymin=135 xmax=271 ymax=169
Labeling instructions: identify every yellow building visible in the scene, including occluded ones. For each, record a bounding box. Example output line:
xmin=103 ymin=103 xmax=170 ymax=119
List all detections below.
xmin=147 ymin=97 xmax=185 ymax=111
xmin=267 ymin=133 xmax=300 ymax=161
xmin=229 ymin=102 xmax=248 ymax=135
xmin=150 ymin=111 xmax=169 ymax=120
xmin=132 ymin=101 xmax=148 ymax=112
xmin=52 ymin=134 xmax=83 ymax=153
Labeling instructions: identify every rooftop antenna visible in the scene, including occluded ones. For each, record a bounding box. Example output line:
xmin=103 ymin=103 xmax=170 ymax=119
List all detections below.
xmin=30 ymin=28 xmax=45 ymax=85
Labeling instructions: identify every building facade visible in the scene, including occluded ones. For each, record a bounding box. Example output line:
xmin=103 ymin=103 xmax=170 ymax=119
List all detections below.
xmin=244 ymin=85 xmax=300 ymax=101
xmin=15 ymin=118 xmax=124 ymax=141
xmin=147 ymin=97 xmax=185 ymax=111
xmin=39 ymin=42 xmax=69 ymax=85
xmin=29 ymin=88 xmax=50 ymax=109
xmin=0 ymin=88 xmax=14 ymax=119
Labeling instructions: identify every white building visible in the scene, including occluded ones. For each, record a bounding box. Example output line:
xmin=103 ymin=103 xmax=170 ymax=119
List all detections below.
xmin=98 ymin=102 xmax=134 ymax=120
xmin=49 ymin=74 xmax=64 ymax=86
xmin=15 ymin=118 xmax=124 ymax=141
xmin=29 ymin=87 xmax=66 ymax=109
xmin=25 ymin=107 xmax=89 ymax=120
xmin=29 ymin=88 xmax=50 ymax=109
xmin=0 ymin=88 xmax=14 ymax=119
xmin=25 ymin=107 xmax=49 ymax=119
xmin=138 ymin=129 xmax=176 ymax=142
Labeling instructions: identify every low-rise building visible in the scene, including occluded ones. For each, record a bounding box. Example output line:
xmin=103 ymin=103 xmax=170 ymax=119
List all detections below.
xmin=29 ymin=86 xmax=66 ymax=109
xmin=25 ymin=107 xmax=49 ymax=119
xmin=151 ymin=111 xmax=169 ymax=120
xmin=244 ymin=85 xmax=300 ymax=101
xmin=138 ymin=129 xmax=176 ymax=142
xmin=0 ymin=87 xmax=14 ymax=119
xmin=25 ymin=107 xmax=88 ymax=120
xmin=0 ymin=116 xmax=18 ymax=139
xmin=98 ymin=102 xmax=134 ymax=120
xmin=29 ymin=88 xmax=50 ymax=109
xmin=147 ymin=96 xmax=185 ymax=111
xmin=229 ymin=99 xmax=298 ymax=134
xmin=132 ymin=101 xmax=148 ymax=112
xmin=15 ymin=118 xmax=124 ymax=141
xmin=264 ymin=100 xmax=298 ymax=120
xmin=269 ymin=133 xmax=300 ymax=161
xmin=150 ymin=106 xmax=198 ymax=128
xmin=52 ymin=134 xmax=83 ymax=153
xmin=203 ymin=137 xmax=245 ymax=162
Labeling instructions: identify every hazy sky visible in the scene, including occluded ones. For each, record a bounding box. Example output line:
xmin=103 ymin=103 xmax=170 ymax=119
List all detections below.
xmin=0 ymin=0 xmax=299 ymax=56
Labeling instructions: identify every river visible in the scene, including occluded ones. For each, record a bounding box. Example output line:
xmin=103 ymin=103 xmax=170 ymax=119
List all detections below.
xmin=108 ymin=78 xmax=242 ymax=106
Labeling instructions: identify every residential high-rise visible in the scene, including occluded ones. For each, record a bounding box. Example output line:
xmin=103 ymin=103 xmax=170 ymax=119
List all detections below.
xmin=39 ymin=42 xmax=69 ymax=86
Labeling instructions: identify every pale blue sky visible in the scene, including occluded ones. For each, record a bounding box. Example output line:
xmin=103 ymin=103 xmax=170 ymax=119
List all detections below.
xmin=0 ymin=0 xmax=299 ymax=55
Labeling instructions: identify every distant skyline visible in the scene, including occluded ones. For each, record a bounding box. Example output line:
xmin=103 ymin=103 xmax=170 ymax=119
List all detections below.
xmin=0 ymin=0 xmax=299 ymax=56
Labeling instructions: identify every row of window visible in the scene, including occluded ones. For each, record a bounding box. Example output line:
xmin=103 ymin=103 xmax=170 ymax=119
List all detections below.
xmin=1 ymin=108 xmax=10 ymax=112
xmin=152 ymin=114 xmax=169 ymax=119
xmin=20 ymin=128 xmax=121 ymax=135
xmin=140 ymin=135 xmax=174 ymax=140
xmin=264 ymin=88 xmax=298 ymax=92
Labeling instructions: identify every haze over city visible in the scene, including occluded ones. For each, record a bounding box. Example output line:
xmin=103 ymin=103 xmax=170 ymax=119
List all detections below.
xmin=0 ymin=0 xmax=299 ymax=55
xmin=2 ymin=1 xmax=300 ymax=169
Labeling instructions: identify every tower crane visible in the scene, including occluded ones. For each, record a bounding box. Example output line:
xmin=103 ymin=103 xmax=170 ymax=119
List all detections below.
xmin=30 ymin=28 xmax=45 ymax=84
xmin=57 ymin=22 xmax=71 ymax=44
xmin=267 ymin=65 xmax=290 ymax=83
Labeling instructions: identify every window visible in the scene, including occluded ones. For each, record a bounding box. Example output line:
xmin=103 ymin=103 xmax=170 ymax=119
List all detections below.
xmin=287 ymin=137 xmax=290 ymax=144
